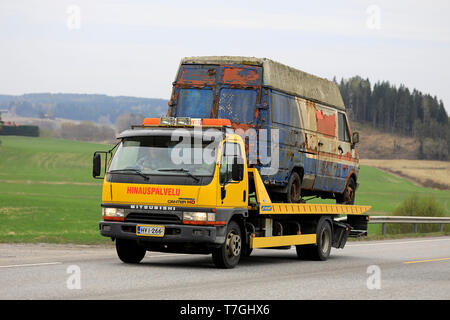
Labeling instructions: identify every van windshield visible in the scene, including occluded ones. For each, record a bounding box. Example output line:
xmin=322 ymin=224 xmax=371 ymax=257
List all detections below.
xmin=217 ymin=88 xmax=257 ymax=123
xmin=109 ymin=135 xmax=220 ymax=177
xmin=176 ymin=88 xmax=213 ymax=118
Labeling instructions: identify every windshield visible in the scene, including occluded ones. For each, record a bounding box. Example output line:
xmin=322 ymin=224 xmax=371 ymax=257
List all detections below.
xmin=108 ymin=135 xmax=220 ymax=177
xmin=217 ymin=88 xmax=257 ymax=123
xmin=176 ymin=88 xmax=213 ymax=118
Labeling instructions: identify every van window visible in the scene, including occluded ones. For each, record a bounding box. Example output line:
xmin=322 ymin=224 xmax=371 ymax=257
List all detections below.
xmin=271 ymin=91 xmax=301 ymax=128
xmin=338 ymin=113 xmax=351 ymax=142
xmin=217 ymin=89 xmax=257 ymax=123
xmin=176 ymin=88 xmax=214 ymax=118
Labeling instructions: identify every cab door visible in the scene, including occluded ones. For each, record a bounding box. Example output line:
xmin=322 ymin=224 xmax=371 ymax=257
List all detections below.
xmin=217 ymin=140 xmax=248 ymax=208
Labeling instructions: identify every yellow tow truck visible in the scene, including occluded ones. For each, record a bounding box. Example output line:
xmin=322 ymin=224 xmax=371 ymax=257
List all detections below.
xmin=93 ymin=117 xmax=370 ymax=268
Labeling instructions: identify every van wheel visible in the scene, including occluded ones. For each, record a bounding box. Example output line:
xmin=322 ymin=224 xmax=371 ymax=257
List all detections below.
xmin=285 ymin=172 xmax=302 ymax=203
xmin=212 ymin=221 xmax=242 ymax=268
xmin=115 ymin=238 xmax=146 ymax=264
xmin=296 ymin=218 xmax=332 ymax=261
xmin=336 ymin=177 xmax=356 ymax=205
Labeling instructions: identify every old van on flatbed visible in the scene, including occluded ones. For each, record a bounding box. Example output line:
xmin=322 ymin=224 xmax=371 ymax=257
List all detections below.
xmin=167 ymin=56 xmax=360 ymax=204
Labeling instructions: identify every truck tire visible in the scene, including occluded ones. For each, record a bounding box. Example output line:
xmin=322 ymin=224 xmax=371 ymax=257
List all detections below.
xmin=336 ymin=177 xmax=356 ymax=205
xmin=285 ymin=171 xmax=302 ymax=203
xmin=115 ymin=238 xmax=146 ymax=264
xmin=212 ymin=221 xmax=242 ymax=268
xmin=296 ymin=218 xmax=332 ymax=261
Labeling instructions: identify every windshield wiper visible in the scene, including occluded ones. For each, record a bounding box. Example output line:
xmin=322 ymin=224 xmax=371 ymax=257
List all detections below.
xmin=109 ymin=169 xmax=150 ymax=181
xmin=157 ymin=168 xmax=200 ymax=182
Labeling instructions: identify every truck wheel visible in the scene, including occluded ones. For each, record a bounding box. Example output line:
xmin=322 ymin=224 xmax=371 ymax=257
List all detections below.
xmin=285 ymin=172 xmax=302 ymax=203
xmin=296 ymin=218 xmax=332 ymax=261
xmin=212 ymin=221 xmax=242 ymax=268
xmin=336 ymin=177 xmax=356 ymax=205
xmin=115 ymin=238 xmax=146 ymax=264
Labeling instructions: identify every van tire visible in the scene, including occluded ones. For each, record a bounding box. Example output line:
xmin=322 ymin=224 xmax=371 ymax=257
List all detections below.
xmin=336 ymin=177 xmax=356 ymax=205
xmin=116 ymin=238 xmax=146 ymax=264
xmin=285 ymin=171 xmax=302 ymax=203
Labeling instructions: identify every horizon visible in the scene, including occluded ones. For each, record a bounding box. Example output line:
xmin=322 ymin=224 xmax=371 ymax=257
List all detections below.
xmin=0 ymin=72 xmax=447 ymax=113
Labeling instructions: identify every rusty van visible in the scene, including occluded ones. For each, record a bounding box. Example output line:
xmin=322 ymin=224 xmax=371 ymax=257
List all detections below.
xmin=166 ymin=56 xmax=360 ymax=204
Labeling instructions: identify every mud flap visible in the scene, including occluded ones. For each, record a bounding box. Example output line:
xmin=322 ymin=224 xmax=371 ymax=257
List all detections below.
xmin=332 ymin=221 xmax=351 ymax=249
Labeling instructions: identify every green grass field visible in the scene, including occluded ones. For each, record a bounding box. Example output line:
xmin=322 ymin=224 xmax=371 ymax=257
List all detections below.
xmin=349 ymin=165 xmax=449 ymax=235
xmin=0 ymin=136 xmax=110 ymax=244
xmin=0 ymin=136 xmax=449 ymax=243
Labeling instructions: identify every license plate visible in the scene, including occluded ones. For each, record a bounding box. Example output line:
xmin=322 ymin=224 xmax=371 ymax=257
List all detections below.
xmin=136 ymin=225 xmax=165 ymax=237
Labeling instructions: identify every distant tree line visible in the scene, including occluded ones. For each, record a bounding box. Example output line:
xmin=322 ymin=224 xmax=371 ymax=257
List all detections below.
xmin=337 ymin=76 xmax=450 ymax=160
xmin=0 ymin=93 xmax=168 ymax=124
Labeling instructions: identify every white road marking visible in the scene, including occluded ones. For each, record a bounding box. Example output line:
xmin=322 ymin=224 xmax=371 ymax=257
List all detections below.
xmin=346 ymin=237 xmax=450 ymax=247
xmin=0 ymin=262 xmax=62 ymax=269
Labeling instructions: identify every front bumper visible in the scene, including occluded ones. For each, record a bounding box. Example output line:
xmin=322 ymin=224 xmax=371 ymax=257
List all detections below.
xmin=99 ymin=221 xmax=224 ymax=245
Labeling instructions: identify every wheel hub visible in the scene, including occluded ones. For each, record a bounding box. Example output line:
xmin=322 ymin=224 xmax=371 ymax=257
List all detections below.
xmin=226 ymin=233 xmax=241 ymax=257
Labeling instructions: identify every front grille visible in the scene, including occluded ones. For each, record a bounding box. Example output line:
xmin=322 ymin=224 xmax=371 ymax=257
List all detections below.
xmin=125 ymin=212 xmax=181 ymax=224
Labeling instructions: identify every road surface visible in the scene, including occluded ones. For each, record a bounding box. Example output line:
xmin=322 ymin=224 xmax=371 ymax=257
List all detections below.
xmin=1 ymin=236 xmax=449 ymax=299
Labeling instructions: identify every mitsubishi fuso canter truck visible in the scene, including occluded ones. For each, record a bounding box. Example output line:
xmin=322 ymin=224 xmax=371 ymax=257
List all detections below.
xmin=93 ymin=57 xmax=369 ymax=268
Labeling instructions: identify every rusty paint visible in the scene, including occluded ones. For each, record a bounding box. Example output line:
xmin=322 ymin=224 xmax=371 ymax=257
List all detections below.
xmin=222 ymin=66 xmax=260 ymax=85
xmin=177 ymin=67 xmax=217 ymax=86
xmin=315 ymin=110 xmax=336 ymax=137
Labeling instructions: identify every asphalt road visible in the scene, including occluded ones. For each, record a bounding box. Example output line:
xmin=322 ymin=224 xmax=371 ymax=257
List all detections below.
xmin=1 ymin=236 xmax=449 ymax=300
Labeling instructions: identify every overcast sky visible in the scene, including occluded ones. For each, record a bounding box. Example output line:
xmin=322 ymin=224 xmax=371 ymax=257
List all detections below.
xmin=1 ymin=0 xmax=449 ymax=114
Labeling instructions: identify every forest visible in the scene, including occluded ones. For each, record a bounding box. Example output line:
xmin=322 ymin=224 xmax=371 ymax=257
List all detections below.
xmin=337 ymin=76 xmax=449 ymax=160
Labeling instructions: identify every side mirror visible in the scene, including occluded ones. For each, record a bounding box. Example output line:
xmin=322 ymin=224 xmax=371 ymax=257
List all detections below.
xmin=231 ymin=156 xmax=244 ymax=181
xmin=93 ymin=153 xmax=102 ymax=178
xmin=352 ymin=132 xmax=360 ymax=145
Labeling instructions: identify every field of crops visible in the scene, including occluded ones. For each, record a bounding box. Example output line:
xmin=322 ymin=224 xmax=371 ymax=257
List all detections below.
xmin=0 ymin=136 xmax=449 ymax=243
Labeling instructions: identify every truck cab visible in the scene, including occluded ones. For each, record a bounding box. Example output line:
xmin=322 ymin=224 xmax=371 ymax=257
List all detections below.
xmin=96 ymin=118 xmax=251 ymax=268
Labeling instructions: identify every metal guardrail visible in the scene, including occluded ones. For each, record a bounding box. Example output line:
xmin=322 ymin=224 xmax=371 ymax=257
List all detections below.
xmin=369 ymin=216 xmax=450 ymax=235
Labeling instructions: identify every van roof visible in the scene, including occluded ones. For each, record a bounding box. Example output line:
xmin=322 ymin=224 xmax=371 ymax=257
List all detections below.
xmin=180 ymin=56 xmax=345 ymax=110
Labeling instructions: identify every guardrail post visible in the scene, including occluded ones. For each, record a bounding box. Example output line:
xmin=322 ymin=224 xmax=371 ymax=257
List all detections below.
xmin=440 ymin=224 xmax=444 ymax=232
xmin=413 ymin=224 xmax=418 ymax=233
xmin=382 ymin=223 xmax=386 ymax=235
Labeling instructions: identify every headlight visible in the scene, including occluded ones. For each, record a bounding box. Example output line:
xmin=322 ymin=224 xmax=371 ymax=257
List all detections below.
xmin=102 ymin=207 xmax=125 ymax=218
xmin=183 ymin=212 xmax=215 ymax=222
